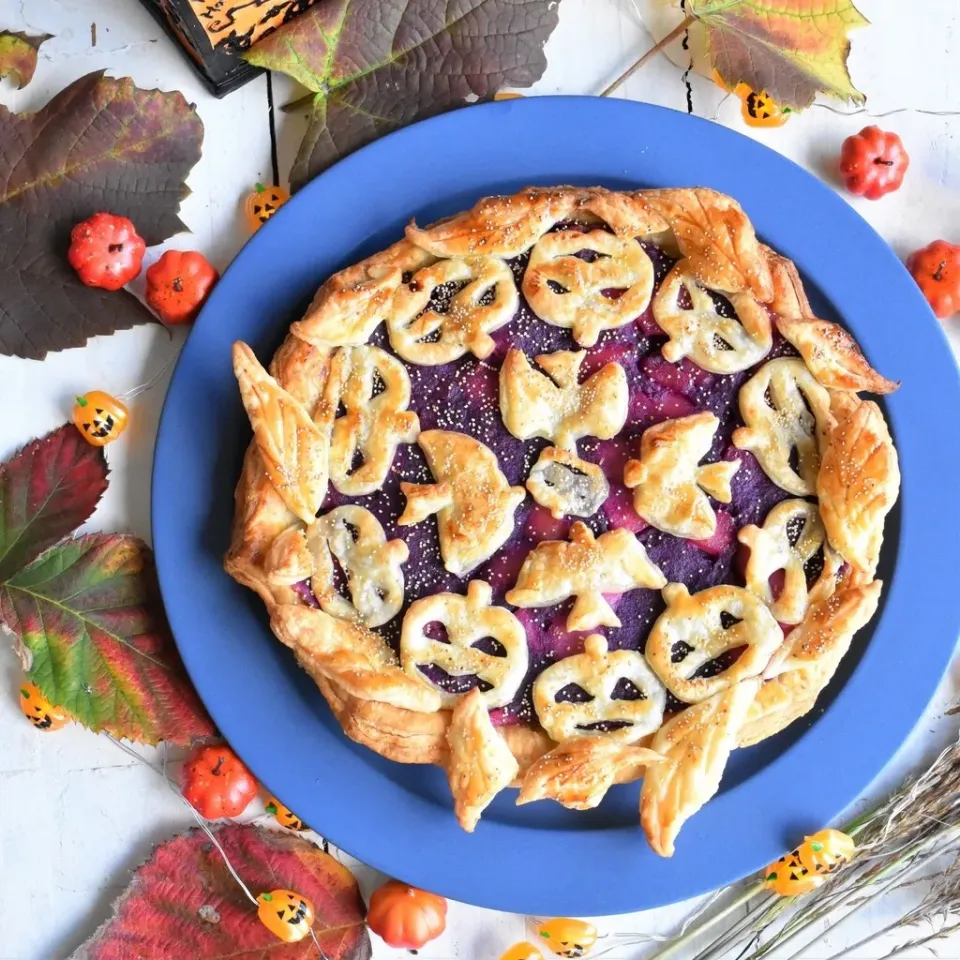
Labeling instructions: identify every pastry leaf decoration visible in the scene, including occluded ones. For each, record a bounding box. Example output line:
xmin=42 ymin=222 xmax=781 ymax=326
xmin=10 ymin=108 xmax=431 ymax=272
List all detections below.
xmin=0 ymin=72 xmax=203 ymax=359
xmin=0 ymin=30 xmax=51 ymax=88
xmin=690 ymin=0 xmax=868 ymax=109
xmin=69 ymin=824 xmax=372 ymax=959
xmin=0 ymin=425 xmax=214 ymax=746
xmin=244 ymin=0 xmax=564 ymax=191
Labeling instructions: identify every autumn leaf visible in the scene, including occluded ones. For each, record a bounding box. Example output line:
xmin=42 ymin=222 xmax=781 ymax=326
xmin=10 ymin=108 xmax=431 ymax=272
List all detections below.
xmin=0 ymin=30 xmax=51 ymax=88
xmin=0 ymin=532 xmax=214 ymax=745
xmin=0 ymin=71 xmax=203 ymax=360
xmin=0 ymin=424 xmax=108 ymax=581
xmin=244 ymin=0 xmax=563 ymax=191
xmin=689 ymin=0 xmax=868 ymax=110
xmin=70 ymin=824 xmax=372 ymax=960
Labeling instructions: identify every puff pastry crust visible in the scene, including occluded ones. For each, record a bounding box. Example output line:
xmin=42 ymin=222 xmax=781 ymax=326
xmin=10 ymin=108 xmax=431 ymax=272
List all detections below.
xmin=226 ymin=185 xmax=899 ymax=849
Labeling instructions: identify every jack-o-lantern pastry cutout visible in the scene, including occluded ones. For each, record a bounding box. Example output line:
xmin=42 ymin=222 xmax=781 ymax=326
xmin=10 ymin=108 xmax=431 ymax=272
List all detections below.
xmin=388 ymin=256 xmax=519 ymax=365
xmin=817 ymin=400 xmax=900 ymax=578
xmin=738 ymin=578 xmax=882 ymax=747
xmin=652 ymin=260 xmax=773 ymax=373
xmin=257 ymin=890 xmax=315 ymax=943
xmin=73 ymin=391 xmax=129 ymax=446
xmin=763 ymin=848 xmax=821 ymax=896
xmin=499 ymin=349 xmax=628 ymax=452
xmin=774 ymin=316 xmax=898 ymax=395
xmin=526 ymin=447 xmax=610 ymax=519
xmin=293 ymin=241 xmax=436 ymax=348
xmin=399 ymin=430 xmax=525 ymax=576
xmin=445 ymin=688 xmax=520 ymax=832
xmin=401 ymin=580 xmax=529 ymax=709
xmin=738 ymin=499 xmax=842 ymax=625
xmin=233 ymin=342 xmax=330 ymax=524
xmin=641 ymin=678 xmax=760 ymax=857
xmin=518 ymin=734 xmax=663 ymax=811
xmin=645 ymin=583 xmax=782 ymax=703
xmin=308 ymin=506 xmax=408 ymax=627
xmin=534 ymin=918 xmax=600 ymax=959
xmin=733 ymin=357 xmax=833 ymax=496
xmin=19 ymin=682 xmax=69 ymax=731
xmin=323 ymin=346 xmax=420 ymax=496
xmin=271 ymin=604 xmax=442 ymax=714
xmin=623 ymin=412 xmax=741 ymax=540
xmin=507 ymin=522 xmax=666 ymax=632
xmin=533 ymin=635 xmax=668 ymax=743
xmin=522 ymin=229 xmax=655 ymax=346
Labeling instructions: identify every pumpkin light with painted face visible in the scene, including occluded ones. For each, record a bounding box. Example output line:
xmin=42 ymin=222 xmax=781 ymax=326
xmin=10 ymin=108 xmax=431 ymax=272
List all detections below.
xmin=72 ymin=391 xmax=129 ymax=446
xmin=536 ymin=918 xmax=598 ymax=958
xmin=256 ymin=889 xmax=315 ymax=943
xmin=19 ymin=682 xmax=69 ymax=731
xmin=264 ymin=796 xmax=307 ymax=832
xmin=763 ymin=847 xmax=822 ymax=897
xmin=797 ymin=829 xmax=856 ymax=877
xmin=244 ymin=183 xmax=289 ymax=232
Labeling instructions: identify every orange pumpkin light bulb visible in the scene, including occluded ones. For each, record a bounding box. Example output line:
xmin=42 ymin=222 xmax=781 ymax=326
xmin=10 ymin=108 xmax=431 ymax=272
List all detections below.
xmin=72 ymin=391 xmax=129 ymax=446
xmin=244 ymin=183 xmax=289 ymax=232
xmin=264 ymin=796 xmax=307 ymax=831
xmin=500 ymin=943 xmax=545 ymax=960
xmin=797 ymin=829 xmax=856 ymax=877
xmin=19 ymin=682 xmax=69 ymax=731
xmin=366 ymin=880 xmax=447 ymax=949
xmin=763 ymin=848 xmax=823 ymax=897
xmin=535 ymin=918 xmax=598 ymax=958
xmin=256 ymin=889 xmax=314 ymax=943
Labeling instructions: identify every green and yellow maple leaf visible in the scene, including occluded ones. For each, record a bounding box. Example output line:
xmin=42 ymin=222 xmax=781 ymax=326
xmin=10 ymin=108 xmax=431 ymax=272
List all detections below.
xmin=689 ymin=0 xmax=868 ymax=109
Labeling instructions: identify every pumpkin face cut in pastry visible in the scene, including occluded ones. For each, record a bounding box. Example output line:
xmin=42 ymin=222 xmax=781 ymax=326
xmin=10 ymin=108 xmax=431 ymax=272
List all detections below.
xmin=399 ymin=430 xmax=525 ymax=576
xmin=227 ymin=185 xmax=899 ymax=853
xmin=522 ymin=229 xmax=655 ymax=346
xmin=499 ymin=349 xmax=628 ymax=452
xmin=624 ymin=412 xmax=741 ymax=539
xmin=653 ymin=260 xmax=772 ymax=373
xmin=402 ymin=581 xmax=529 ymax=709
xmin=533 ymin=635 xmax=668 ymax=743
xmin=506 ymin=522 xmax=666 ymax=631
xmin=645 ymin=584 xmax=782 ymax=703
xmin=733 ymin=357 xmax=834 ymax=496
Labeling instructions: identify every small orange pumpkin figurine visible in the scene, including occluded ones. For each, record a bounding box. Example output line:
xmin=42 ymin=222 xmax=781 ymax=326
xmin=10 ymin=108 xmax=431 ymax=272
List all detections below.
xmin=763 ymin=846 xmax=822 ymax=897
xmin=500 ymin=944 xmax=545 ymax=960
xmin=256 ymin=889 xmax=314 ymax=943
xmin=265 ymin=796 xmax=307 ymax=832
xmin=244 ymin=183 xmax=289 ymax=232
xmin=19 ymin=681 xmax=69 ymax=731
xmin=797 ymin=829 xmax=856 ymax=877
xmin=73 ymin=391 xmax=129 ymax=446
xmin=535 ymin=918 xmax=598 ymax=958
xmin=367 ymin=880 xmax=447 ymax=949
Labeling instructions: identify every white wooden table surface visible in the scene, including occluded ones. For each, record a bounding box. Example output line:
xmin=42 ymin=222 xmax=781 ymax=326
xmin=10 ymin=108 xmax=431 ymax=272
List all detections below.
xmin=2 ymin=1 xmax=960 ymax=958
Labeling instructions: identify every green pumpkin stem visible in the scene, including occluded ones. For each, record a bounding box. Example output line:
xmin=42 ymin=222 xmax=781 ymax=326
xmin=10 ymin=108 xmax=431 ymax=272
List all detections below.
xmin=76 ymin=395 xmax=88 ymax=407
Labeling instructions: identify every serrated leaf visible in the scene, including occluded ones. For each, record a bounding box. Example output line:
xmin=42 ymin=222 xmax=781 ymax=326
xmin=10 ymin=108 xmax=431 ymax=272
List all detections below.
xmin=0 ymin=424 xmax=108 ymax=581
xmin=70 ymin=824 xmax=372 ymax=960
xmin=0 ymin=533 xmax=214 ymax=745
xmin=0 ymin=71 xmax=203 ymax=360
xmin=0 ymin=30 xmax=51 ymax=88
xmin=690 ymin=0 xmax=868 ymax=110
xmin=244 ymin=0 xmax=563 ymax=191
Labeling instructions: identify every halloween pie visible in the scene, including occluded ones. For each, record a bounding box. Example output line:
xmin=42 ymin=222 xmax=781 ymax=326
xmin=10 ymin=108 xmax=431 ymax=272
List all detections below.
xmin=226 ymin=185 xmax=899 ymax=855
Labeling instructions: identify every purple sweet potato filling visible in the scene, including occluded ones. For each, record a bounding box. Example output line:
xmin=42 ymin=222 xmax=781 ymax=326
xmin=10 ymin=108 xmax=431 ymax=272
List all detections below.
xmin=301 ymin=235 xmax=797 ymax=724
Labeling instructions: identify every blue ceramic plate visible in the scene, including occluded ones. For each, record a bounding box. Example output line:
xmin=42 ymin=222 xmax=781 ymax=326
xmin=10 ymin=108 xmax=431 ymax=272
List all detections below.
xmin=153 ymin=97 xmax=960 ymax=916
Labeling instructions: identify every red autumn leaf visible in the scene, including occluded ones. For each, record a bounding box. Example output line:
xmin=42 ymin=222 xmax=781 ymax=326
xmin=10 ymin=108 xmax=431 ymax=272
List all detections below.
xmin=70 ymin=824 xmax=372 ymax=960
xmin=0 ymin=423 xmax=108 ymax=581
xmin=0 ymin=533 xmax=214 ymax=745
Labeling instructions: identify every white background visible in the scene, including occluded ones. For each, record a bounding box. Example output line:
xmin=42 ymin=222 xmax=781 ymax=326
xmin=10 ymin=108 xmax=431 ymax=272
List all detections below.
xmin=2 ymin=1 xmax=960 ymax=957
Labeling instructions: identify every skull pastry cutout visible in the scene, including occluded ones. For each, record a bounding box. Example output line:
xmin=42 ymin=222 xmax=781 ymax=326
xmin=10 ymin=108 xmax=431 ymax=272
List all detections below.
xmin=733 ymin=358 xmax=833 ymax=495
xmin=522 ymin=229 xmax=655 ymax=346
xmin=533 ymin=635 xmax=667 ymax=742
xmin=652 ymin=260 xmax=772 ymax=373
xmin=645 ymin=583 xmax=782 ymax=703
xmin=401 ymin=581 xmax=529 ymax=709
xmin=324 ymin=346 xmax=420 ymax=496
xmin=499 ymin=349 xmax=628 ymax=452
xmin=624 ymin=412 xmax=741 ymax=539
xmin=388 ymin=256 xmax=519 ymax=364
xmin=308 ymin=506 xmax=408 ymax=627
xmin=506 ymin=522 xmax=666 ymax=631
xmin=738 ymin=499 xmax=842 ymax=625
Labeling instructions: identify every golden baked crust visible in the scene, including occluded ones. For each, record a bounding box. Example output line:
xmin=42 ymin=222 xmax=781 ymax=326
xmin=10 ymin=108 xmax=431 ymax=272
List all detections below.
xmin=225 ymin=185 xmax=899 ymax=853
